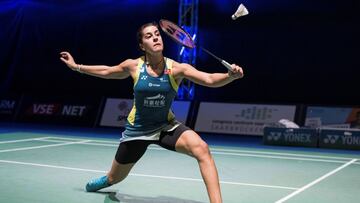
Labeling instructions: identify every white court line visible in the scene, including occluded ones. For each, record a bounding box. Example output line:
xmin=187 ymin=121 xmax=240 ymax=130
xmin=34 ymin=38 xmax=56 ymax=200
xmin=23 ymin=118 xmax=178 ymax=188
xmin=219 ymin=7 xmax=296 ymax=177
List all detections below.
xmin=211 ymin=148 xmax=358 ymax=161
xmin=275 ymin=159 xmax=358 ymax=203
xmin=0 ymin=137 xmax=51 ymax=144
xmin=219 ymin=180 xmax=297 ymax=190
xmin=0 ymin=159 xmax=106 ymax=173
xmin=148 ymin=147 xmax=360 ymax=164
xmin=37 ymin=137 xmax=360 ymax=165
xmin=46 ymin=136 xmax=119 ymax=144
xmin=2 ymin=136 xmax=359 ymax=165
xmin=131 ymin=173 xmax=298 ymax=190
xmin=210 ymin=151 xmax=352 ymax=164
xmin=0 ymin=159 xmax=298 ymax=190
xmin=0 ymin=140 xmax=91 ymax=153
xmin=45 ymin=136 xmax=360 ymax=161
xmin=39 ymin=139 xmax=118 ymax=147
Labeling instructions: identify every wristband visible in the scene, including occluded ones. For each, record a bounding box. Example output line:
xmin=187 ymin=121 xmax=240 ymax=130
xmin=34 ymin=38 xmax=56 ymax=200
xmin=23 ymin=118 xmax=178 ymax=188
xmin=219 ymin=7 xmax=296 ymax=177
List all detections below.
xmin=77 ymin=64 xmax=83 ymax=73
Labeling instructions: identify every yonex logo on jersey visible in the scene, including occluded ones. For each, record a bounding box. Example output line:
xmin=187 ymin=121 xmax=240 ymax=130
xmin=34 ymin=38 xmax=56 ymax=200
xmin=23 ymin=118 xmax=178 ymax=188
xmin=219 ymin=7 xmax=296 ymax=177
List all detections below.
xmin=140 ymin=66 xmax=145 ymax=73
xmin=144 ymin=94 xmax=166 ymax=108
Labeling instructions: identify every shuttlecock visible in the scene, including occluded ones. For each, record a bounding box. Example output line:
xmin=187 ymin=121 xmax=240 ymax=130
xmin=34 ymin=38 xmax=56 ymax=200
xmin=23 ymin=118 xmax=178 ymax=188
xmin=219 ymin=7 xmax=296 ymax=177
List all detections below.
xmin=232 ymin=3 xmax=249 ymax=20
xmin=278 ymin=119 xmax=300 ymax=128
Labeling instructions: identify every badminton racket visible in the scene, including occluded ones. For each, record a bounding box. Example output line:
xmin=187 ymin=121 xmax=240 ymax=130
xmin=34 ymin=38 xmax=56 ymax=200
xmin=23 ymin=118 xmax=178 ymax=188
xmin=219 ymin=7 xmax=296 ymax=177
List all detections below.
xmin=159 ymin=19 xmax=233 ymax=71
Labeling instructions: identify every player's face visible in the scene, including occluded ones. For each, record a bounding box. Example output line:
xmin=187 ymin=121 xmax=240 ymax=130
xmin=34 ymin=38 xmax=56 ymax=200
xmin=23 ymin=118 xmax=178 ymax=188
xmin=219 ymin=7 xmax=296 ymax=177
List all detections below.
xmin=139 ymin=25 xmax=164 ymax=54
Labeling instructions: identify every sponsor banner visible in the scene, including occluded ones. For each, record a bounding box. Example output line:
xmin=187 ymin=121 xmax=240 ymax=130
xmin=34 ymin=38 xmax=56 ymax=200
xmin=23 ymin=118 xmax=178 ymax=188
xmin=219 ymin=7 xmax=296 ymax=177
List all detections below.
xmin=319 ymin=128 xmax=360 ymax=150
xmin=195 ymin=102 xmax=296 ymax=136
xmin=305 ymin=106 xmax=360 ymax=128
xmin=100 ymin=98 xmax=191 ymax=127
xmin=100 ymin=98 xmax=133 ymax=127
xmin=17 ymin=95 xmax=101 ymax=126
xmin=0 ymin=97 xmax=19 ymax=121
xmin=322 ymin=124 xmax=351 ymax=129
xmin=263 ymin=127 xmax=318 ymax=147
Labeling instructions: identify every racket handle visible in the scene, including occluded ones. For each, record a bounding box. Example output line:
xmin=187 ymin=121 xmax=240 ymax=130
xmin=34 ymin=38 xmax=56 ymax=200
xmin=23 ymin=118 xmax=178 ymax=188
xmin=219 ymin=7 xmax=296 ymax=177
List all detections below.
xmin=221 ymin=60 xmax=233 ymax=71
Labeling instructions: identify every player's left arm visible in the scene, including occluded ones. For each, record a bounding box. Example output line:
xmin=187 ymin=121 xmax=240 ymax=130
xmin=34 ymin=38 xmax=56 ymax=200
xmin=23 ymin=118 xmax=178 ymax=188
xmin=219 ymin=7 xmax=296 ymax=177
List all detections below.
xmin=172 ymin=62 xmax=244 ymax=87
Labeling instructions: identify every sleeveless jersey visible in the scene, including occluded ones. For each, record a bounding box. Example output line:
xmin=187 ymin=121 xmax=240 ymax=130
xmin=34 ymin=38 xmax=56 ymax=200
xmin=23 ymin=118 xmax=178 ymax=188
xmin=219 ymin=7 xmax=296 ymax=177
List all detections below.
xmin=123 ymin=56 xmax=179 ymax=138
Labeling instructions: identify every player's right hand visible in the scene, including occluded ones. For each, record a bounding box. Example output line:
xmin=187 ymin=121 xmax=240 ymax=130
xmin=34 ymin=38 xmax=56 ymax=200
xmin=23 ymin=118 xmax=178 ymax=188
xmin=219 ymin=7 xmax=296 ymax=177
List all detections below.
xmin=59 ymin=51 xmax=77 ymax=70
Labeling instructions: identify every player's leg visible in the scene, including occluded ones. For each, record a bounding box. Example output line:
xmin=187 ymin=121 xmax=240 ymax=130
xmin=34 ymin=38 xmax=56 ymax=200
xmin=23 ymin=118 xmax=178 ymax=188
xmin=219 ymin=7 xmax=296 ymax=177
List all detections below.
xmin=86 ymin=140 xmax=150 ymax=192
xmin=159 ymin=125 xmax=222 ymax=203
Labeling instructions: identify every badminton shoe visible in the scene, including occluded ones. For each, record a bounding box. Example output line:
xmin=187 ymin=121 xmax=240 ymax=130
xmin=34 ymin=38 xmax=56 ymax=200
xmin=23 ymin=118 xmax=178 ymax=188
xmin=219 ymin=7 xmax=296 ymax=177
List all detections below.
xmin=85 ymin=175 xmax=111 ymax=192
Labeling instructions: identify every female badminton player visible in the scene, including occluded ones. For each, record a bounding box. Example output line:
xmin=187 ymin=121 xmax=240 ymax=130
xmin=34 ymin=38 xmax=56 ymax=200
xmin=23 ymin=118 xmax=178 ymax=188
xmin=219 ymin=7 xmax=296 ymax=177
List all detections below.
xmin=60 ymin=21 xmax=243 ymax=203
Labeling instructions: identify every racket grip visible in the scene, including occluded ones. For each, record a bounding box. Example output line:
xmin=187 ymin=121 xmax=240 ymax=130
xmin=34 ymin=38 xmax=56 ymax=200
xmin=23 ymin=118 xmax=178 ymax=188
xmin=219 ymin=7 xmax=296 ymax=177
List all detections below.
xmin=221 ymin=60 xmax=233 ymax=71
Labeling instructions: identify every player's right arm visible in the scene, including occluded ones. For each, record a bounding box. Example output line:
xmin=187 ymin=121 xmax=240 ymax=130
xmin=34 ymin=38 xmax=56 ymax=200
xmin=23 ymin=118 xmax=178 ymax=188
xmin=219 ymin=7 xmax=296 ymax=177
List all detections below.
xmin=59 ymin=51 xmax=137 ymax=79
xmin=172 ymin=61 xmax=244 ymax=88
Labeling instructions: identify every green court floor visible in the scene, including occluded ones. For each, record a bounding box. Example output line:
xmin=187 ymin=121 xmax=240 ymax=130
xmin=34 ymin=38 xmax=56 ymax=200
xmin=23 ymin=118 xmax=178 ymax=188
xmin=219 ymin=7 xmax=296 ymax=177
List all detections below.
xmin=1 ymin=130 xmax=360 ymax=203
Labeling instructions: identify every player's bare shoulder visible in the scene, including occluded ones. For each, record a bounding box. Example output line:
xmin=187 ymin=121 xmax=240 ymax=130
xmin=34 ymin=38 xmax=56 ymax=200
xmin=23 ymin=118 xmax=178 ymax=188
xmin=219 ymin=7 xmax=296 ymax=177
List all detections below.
xmin=122 ymin=58 xmax=138 ymax=72
xmin=109 ymin=58 xmax=138 ymax=79
xmin=117 ymin=58 xmax=139 ymax=77
xmin=171 ymin=60 xmax=190 ymax=78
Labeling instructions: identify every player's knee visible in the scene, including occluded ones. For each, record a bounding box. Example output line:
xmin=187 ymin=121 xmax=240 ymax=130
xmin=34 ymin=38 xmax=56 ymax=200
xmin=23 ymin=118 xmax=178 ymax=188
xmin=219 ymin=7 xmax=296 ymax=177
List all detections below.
xmin=192 ymin=141 xmax=211 ymax=161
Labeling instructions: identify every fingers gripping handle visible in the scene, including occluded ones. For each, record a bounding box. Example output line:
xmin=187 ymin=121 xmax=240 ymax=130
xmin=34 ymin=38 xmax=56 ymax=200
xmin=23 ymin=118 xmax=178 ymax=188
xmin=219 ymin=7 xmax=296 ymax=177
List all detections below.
xmin=221 ymin=60 xmax=233 ymax=71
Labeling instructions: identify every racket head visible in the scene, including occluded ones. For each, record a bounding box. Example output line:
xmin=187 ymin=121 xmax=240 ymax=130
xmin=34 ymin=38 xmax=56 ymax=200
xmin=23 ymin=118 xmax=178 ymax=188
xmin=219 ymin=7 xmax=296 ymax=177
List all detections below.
xmin=159 ymin=19 xmax=196 ymax=49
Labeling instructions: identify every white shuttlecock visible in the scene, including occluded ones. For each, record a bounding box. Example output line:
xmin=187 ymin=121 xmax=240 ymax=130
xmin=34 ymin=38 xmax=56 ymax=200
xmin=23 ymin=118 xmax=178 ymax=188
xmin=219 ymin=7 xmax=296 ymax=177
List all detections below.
xmin=232 ymin=3 xmax=249 ymax=20
xmin=278 ymin=119 xmax=300 ymax=129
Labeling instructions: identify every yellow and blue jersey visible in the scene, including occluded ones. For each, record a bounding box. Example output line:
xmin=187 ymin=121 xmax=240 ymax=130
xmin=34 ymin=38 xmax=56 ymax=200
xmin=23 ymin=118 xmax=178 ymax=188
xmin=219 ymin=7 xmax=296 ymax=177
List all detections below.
xmin=122 ymin=56 xmax=179 ymax=139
